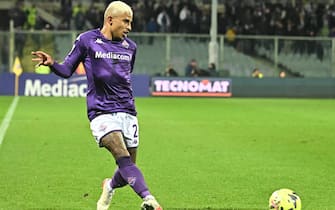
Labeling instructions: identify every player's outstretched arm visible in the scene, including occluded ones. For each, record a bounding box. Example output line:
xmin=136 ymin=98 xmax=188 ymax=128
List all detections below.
xmin=31 ymin=51 xmax=54 ymax=66
xmin=31 ymin=51 xmax=75 ymax=78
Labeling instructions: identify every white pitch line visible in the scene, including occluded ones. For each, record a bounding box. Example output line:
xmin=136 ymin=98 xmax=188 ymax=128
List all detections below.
xmin=0 ymin=96 xmax=19 ymax=146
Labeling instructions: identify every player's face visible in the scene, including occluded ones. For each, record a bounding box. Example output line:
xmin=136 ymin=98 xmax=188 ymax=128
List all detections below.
xmin=111 ymin=13 xmax=132 ymax=40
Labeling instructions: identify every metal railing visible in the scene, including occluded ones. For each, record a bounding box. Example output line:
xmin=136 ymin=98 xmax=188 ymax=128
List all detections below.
xmin=1 ymin=29 xmax=334 ymax=78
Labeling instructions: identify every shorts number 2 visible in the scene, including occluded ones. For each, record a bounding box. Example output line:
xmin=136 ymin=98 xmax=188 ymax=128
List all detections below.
xmin=132 ymin=124 xmax=138 ymax=138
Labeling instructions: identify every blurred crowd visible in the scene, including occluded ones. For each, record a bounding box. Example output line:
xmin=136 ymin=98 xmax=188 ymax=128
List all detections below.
xmin=4 ymin=0 xmax=335 ymax=38
xmin=220 ymin=1 xmax=332 ymax=37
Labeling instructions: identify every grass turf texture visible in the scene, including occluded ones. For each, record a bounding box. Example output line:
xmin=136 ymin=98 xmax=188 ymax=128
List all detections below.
xmin=0 ymin=96 xmax=334 ymax=210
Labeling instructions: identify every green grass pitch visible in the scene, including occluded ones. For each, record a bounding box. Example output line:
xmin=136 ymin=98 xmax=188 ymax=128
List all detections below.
xmin=0 ymin=96 xmax=334 ymax=210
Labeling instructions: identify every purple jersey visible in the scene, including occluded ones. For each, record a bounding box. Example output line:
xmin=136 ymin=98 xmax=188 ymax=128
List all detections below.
xmin=51 ymin=29 xmax=137 ymax=121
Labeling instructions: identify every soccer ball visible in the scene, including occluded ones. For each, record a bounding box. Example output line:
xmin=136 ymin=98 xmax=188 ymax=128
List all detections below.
xmin=269 ymin=188 xmax=301 ymax=210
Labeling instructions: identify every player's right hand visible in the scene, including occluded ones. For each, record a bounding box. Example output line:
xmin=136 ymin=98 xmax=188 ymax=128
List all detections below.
xmin=31 ymin=51 xmax=54 ymax=67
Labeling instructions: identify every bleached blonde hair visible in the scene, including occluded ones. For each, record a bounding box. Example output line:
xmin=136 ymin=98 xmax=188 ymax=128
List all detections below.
xmin=104 ymin=1 xmax=133 ymax=20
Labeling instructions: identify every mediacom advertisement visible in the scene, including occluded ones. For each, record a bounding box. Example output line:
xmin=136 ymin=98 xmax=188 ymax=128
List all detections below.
xmin=151 ymin=77 xmax=232 ymax=97
xmin=0 ymin=73 xmax=150 ymax=97
xmin=22 ymin=74 xmax=87 ymax=97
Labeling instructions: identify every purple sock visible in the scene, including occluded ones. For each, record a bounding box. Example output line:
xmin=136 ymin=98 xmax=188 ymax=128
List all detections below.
xmin=116 ymin=156 xmax=151 ymax=198
xmin=111 ymin=169 xmax=128 ymax=189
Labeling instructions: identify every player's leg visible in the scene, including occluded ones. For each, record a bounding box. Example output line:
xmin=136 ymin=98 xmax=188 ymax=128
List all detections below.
xmin=93 ymin=113 xmax=162 ymax=209
xmin=108 ymin=148 xmax=137 ymax=190
xmin=121 ymin=114 xmax=162 ymax=210
xmin=97 ymin=132 xmax=143 ymax=210
xmin=104 ymin=136 xmax=162 ymax=210
xmin=91 ymin=115 xmax=128 ymax=210
xmin=101 ymin=132 xmax=151 ymax=198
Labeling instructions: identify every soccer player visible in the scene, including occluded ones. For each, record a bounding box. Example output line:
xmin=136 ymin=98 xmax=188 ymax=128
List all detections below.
xmin=31 ymin=1 xmax=162 ymax=210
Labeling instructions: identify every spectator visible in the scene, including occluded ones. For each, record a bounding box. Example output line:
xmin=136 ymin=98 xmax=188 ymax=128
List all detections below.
xmin=145 ymin=17 xmax=158 ymax=45
xmin=156 ymin=8 xmax=171 ymax=32
xmin=167 ymin=0 xmax=180 ymax=33
xmin=199 ymin=10 xmax=210 ymax=34
xmin=189 ymin=2 xmax=201 ymax=33
xmin=25 ymin=4 xmax=37 ymax=30
xmin=185 ymin=59 xmax=198 ymax=77
xmin=179 ymin=4 xmax=191 ymax=33
xmin=132 ymin=2 xmax=146 ymax=32
xmin=252 ymin=68 xmax=263 ymax=78
xmin=60 ymin=0 xmax=72 ymax=29
xmin=73 ymin=3 xmax=86 ymax=30
xmin=225 ymin=26 xmax=237 ymax=46
xmin=9 ymin=1 xmax=26 ymax=28
xmin=163 ymin=64 xmax=178 ymax=77
xmin=9 ymin=0 xmax=27 ymax=58
xmin=208 ymin=63 xmax=218 ymax=77
xmin=86 ymin=3 xmax=103 ymax=28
